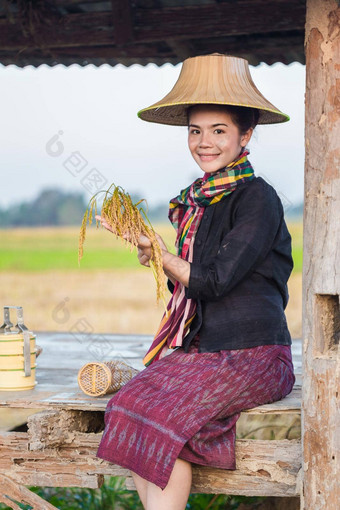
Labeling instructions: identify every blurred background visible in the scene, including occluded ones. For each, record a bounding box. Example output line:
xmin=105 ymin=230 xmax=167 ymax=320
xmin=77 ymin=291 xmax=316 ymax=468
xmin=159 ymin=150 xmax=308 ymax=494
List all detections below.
xmin=0 ymin=62 xmax=304 ymax=339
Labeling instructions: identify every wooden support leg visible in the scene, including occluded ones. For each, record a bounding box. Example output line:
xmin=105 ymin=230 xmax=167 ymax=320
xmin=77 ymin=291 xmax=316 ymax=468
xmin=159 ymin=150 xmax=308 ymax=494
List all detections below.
xmin=304 ymin=0 xmax=340 ymax=508
xmin=0 ymin=474 xmax=59 ymax=510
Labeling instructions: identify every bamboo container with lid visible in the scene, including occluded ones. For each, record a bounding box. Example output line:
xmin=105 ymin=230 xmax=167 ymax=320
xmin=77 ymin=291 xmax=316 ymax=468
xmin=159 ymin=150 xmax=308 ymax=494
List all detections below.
xmin=0 ymin=306 xmax=41 ymax=391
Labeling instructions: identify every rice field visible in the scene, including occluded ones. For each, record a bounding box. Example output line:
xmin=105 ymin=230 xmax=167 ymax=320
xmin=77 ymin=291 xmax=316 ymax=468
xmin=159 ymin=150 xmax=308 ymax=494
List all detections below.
xmin=0 ymin=222 xmax=303 ymax=337
xmin=0 ymin=224 xmax=176 ymax=271
xmin=0 ymin=222 xmax=302 ymax=272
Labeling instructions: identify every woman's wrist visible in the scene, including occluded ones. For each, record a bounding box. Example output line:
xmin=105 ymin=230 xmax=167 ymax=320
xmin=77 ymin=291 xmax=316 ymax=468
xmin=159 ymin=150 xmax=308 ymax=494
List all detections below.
xmin=161 ymin=250 xmax=190 ymax=288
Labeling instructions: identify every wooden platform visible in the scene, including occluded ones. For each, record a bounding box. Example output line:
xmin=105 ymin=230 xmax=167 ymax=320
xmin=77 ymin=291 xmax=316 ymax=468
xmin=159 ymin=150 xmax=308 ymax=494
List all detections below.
xmin=0 ymin=333 xmax=302 ymax=414
xmin=0 ymin=333 xmax=302 ymax=507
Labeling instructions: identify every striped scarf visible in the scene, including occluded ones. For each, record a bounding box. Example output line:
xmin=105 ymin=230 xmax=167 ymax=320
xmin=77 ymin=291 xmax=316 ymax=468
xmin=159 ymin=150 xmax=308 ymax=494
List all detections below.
xmin=143 ymin=149 xmax=254 ymax=366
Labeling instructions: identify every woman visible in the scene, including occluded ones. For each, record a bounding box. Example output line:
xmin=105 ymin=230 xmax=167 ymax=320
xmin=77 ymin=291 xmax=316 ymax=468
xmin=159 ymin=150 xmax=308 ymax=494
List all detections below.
xmin=96 ymin=54 xmax=295 ymax=510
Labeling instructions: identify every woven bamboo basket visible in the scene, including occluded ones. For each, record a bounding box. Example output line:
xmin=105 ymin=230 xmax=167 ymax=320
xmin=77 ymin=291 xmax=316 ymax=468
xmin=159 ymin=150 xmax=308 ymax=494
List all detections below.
xmin=77 ymin=360 xmax=139 ymax=397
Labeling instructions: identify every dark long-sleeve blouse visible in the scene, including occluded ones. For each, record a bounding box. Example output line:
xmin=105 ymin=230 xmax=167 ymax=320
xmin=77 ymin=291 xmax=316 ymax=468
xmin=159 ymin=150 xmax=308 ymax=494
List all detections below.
xmin=170 ymin=176 xmax=294 ymax=352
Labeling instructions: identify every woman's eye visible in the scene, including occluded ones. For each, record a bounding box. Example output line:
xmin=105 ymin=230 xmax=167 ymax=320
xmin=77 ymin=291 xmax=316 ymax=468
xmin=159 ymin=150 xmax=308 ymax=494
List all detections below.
xmin=214 ymin=129 xmax=224 ymax=134
xmin=190 ymin=129 xmax=200 ymax=135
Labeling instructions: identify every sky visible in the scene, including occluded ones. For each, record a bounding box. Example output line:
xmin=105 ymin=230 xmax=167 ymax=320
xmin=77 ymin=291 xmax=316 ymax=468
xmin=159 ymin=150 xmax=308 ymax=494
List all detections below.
xmin=0 ymin=61 xmax=305 ymax=210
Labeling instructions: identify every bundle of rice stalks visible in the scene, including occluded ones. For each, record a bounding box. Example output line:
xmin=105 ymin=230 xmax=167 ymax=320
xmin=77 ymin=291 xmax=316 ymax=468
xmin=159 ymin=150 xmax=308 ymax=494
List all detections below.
xmin=79 ymin=184 xmax=167 ymax=307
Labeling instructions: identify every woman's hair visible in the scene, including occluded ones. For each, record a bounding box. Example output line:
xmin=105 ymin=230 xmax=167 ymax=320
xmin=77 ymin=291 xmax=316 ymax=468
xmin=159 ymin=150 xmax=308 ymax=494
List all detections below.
xmin=187 ymin=104 xmax=259 ymax=134
xmin=225 ymin=105 xmax=260 ymax=134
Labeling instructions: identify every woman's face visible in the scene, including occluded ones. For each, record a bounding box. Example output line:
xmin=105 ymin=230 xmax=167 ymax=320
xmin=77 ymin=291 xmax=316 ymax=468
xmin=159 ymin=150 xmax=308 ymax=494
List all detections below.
xmin=188 ymin=106 xmax=253 ymax=174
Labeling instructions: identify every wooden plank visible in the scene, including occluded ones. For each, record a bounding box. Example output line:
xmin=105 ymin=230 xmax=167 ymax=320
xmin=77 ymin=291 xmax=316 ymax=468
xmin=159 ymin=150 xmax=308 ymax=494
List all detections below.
xmin=17 ymin=334 xmax=302 ymax=379
xmin=165 ymin=39 xmax=196 ymax=61
xmin=111 ymin=0 xmax=134 ymax=45
xmin=133 ymin=3 xmax=306 ymax=42
xmin=0 ymin=474 xmax=59 ymax=510
xmin=27 ymin=410 xmax=103 ymax=450
xmin=0 ymin=334 xmax=302 ymax=414
xmin=0 ymin=378 xmax=301 ymax=414
xmin=303 ymin=1 xmax=340 ymax=508
xmin=0 ymin=5 xmax=305 ymax=50
xmin=0 ymin=430 xmax=301 ymax=497
xmin=0 ymin=431 xmax=105 ymax=489
xmin=0 ymin=12 xmax=115 ymax=50
xmin=0 ymin=33 xmax=305 ymax=67
xmin=26 ymin=409 xmax=300 ymax=455
xmin=242 ymin=387 xmax=301 ymax=414
xmin=182 ymin=439 xmax=301 ymax=497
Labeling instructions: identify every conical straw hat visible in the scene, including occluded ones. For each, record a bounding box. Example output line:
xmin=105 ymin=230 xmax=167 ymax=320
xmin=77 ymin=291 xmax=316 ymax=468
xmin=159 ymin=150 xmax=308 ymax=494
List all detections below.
xmin=138 ymin=54 xmax=289 ymax=126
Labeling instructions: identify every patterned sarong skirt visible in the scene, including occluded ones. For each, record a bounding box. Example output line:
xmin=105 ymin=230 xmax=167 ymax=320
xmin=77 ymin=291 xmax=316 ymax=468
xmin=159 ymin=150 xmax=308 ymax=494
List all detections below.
xmin=96 ymin=341 xmax=295 ymax=489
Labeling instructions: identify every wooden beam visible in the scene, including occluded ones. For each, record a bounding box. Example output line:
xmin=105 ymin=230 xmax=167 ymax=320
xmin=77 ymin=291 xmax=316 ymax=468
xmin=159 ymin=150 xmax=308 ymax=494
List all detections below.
xmin=27 ymin=408 xmax=300 ymax=451
xmin=165 ymin=40 xmax=193 ymax=61
xmin=0 ymin=30 xmax=305 ymax=67
xmin=133 ymin=3 xmax=306 ymax=43
xmin=0 ymin=12 xmax=114 ymax=50
xmin=0 ymin=429 xmax=301 ymax=497
xmin=111 ymin=0 xmax=134 ymax=45
xmin=0 ymin=379 xmax=301 ymax=413
xmin=303 ymin=0 xmax=340 ymax=508
xmin=0 ymin=5 xmax=305 ymax=50
xmin=0 ymin=48 xmax=305 ymax=70
xmin=186 ymin=439 xmax=301 ymax=497
xmin=27 ymin=409 xmax=103 ymax=450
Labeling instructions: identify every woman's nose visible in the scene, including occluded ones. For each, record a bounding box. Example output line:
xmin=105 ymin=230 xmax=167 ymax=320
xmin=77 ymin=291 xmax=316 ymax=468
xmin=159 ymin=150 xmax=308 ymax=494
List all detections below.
xmin=199 ymin=132 xmax=212 ymax=147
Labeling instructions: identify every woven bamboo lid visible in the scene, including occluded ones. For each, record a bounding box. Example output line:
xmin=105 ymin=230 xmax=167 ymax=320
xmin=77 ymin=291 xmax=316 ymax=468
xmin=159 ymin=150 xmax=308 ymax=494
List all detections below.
xmin=138 ymin=54 xmax=289 ymax=126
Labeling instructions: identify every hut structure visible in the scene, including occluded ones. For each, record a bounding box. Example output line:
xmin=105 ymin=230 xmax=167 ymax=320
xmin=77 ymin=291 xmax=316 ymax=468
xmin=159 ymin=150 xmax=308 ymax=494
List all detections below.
xmin=0 ymin=1 xmax=339 ymax=509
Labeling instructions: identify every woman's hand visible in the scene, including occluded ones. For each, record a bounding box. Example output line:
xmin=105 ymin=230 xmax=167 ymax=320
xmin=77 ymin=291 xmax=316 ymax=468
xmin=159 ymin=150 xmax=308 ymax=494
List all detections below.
xmin=95 ymin=215 xmax=190 ymax=286
xmin=96 ymin=214 xmax=168 ymax=266
xmin=95 ymin=215 xmax=113 ymax=233
xmin=136 ymin=234 xmax=152 ymax=267
xmin=136 ymin=233 xmax=168 ymax=268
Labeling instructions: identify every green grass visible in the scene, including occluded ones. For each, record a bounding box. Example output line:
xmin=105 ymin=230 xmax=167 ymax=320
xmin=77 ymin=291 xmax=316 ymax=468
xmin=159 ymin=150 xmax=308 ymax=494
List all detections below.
xmin=0 ymin=476 xmax=264 ymax=510
xmin=0 ymin=225 xmax=176 ymax=272
xmin=0 ymin=222 xmax=302 ymax=273
xmin=0 ymin=227 xmax=137 ymax=271
xmin=0 ymin=248 xmax=138 ymax=271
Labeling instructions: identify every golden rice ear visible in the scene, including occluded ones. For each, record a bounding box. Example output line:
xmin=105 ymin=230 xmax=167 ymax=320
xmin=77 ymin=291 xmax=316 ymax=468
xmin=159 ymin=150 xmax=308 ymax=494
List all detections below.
xmin=78 ymin=208 xmax=89 ymax=264
xmin=78 ymin=184 xmax=167 ymax=308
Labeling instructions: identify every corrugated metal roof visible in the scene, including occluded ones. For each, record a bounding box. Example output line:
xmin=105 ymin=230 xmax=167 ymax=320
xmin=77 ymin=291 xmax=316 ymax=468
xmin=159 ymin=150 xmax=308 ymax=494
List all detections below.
xmin=0 ymin=0 xmax=306 ymax=68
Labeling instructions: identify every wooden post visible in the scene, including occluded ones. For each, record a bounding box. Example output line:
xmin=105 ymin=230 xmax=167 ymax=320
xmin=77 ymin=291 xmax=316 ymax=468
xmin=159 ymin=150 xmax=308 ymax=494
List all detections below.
xmin=303 ymin=0 xmax=340 ymax=508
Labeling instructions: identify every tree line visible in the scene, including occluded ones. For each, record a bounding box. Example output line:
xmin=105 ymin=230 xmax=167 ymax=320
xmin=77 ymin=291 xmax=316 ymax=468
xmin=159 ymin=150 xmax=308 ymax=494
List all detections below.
xmin=0 ymin=189 xmax=169 ymax=227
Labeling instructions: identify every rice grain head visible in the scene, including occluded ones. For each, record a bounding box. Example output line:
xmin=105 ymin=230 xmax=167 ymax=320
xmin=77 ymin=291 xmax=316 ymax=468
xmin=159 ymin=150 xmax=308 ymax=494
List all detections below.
xmin=79 ymin=185 xmax=167 ymax=306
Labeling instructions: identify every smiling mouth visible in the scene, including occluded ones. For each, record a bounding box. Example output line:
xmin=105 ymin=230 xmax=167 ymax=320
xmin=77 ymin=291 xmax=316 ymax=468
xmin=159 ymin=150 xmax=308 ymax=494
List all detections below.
xmin=198 ymin=154 xmax=220 ymax=161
